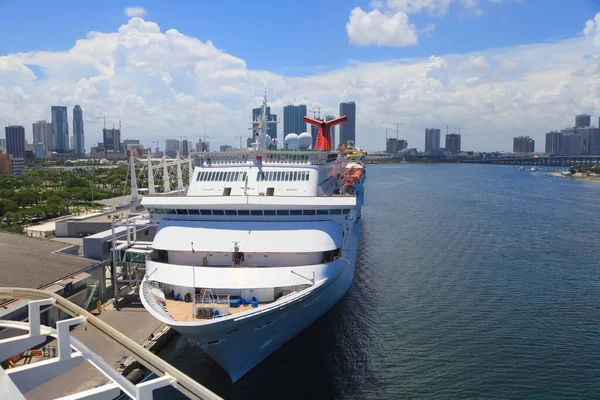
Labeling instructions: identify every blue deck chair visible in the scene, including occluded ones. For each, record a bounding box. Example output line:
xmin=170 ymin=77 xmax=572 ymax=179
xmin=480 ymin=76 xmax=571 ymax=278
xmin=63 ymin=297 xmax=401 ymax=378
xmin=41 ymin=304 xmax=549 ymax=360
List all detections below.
xmin=251 ymin=297 xmax=258 ymax=308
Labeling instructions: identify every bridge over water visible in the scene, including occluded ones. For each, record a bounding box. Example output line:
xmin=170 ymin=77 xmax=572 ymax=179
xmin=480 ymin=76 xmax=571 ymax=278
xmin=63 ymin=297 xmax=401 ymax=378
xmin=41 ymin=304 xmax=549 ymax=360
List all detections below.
xmin=463 ymin=156 xmax=600 ymax=166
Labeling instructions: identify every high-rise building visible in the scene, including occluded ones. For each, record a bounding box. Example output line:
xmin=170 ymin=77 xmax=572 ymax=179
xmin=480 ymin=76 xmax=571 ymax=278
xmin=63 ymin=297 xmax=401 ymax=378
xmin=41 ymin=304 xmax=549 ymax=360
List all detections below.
xmin=51 ymin=106 xmax=69 ymax=152
xmin=0 ymin=153 xmax=11 ymax=174
xmin=32 ymin=120 xmax=53 ymax=152
xmin=0 ymin=138 xmax=6 ymax=149
xmin=561 ymin=126 xmax=600 ymax=155
xmin=283 ymin=105 xmax=308 ymax=137
xmin=445 ymin=133 xmax=462 ymax=154
xmin=252 ymin=106 xmax=278 ymax=143
xmin=386 ymin=138 xmax=408 ymax=154
xmin=165 ymin=139 xmax=180 ymax=158
xmin=34 ymin=143 xmax=45 ymax=159
xmin=545 ymin=131 xmax=562 ymax=155
xmin=425 ymin=128 xmax=441 ymax=153
xmin=575 ymin=114 xmax=591 ymax=128
xmin=5 ymin=125 xmax=26 ymax=158
xmin=103 ymin=128 xmax=121 ymax=156
xmin=513 ymin=136 xmax=535 ymax=153
xmin=181 ymin=140 xmax=189 ymax=157
xmin=339 ymin=101 xmax=356 ymax=146
xmin=561 ymin=133 xmax=582 ymax=155
xmin=73 ymin=105 xmax=85 ymax=157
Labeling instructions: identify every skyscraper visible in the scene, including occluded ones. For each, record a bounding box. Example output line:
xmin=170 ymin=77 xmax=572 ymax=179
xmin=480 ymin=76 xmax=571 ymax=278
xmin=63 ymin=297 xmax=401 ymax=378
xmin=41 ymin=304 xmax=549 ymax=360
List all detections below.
xmin=339 ymin=101 xmax=356 ymax=146
xmin=252 ymin=106 xmax=278 ymax=143
xmin=445 ymin=133 xmax=462 ymax=154
xmin=165 ymin=139 xmax=180 ymax=158
xmin=32 ymin=120 xmax=53 ymax=152
xmin=51 ymin=106 xmax=69 ymax=152
xmin=283 ymin=105 xmax=308 ymax=136
xmin=513 ymin=136 xmax=535 ymax=153
xmin=103 ymin=128 xmax=121 ymax=156
xmin=575 ymin=114 xmax=591 ymax=128
xmin=545 ymin=131 xmax=562 ymax=155
xmin=425 ymin=128 xmax=441 ymax=153
xmin=5 ymin=125 xmax=25 ymax=158
xmin=73 ymin=105 xmax=85 ymax=157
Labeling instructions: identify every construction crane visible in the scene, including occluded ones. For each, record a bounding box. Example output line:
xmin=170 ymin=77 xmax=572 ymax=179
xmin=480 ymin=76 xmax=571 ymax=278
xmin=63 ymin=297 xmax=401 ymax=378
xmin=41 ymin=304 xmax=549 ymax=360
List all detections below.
xmin=455 ymin=126 xmax=465 ymax=136
xmin=311 ymin=106 xmax=322 ymax=120
xmin=97 ymin=115 xmax=123 ymax=130
xmin=235 ymin=135 xmax=244 ymax=148
xmin=152 ymin=140 xmax=160 ymax=153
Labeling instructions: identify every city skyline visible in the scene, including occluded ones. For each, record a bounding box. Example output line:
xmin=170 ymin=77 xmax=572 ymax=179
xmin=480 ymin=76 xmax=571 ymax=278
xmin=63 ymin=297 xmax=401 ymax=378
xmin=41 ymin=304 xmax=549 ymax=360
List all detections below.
xmin=0 ymin=4 xmax=598 ymax=152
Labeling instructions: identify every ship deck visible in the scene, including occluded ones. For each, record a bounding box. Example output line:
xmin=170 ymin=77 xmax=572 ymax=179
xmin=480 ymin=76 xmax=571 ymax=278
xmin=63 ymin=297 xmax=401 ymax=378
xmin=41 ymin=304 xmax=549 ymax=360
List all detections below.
xmin=164 ymin=298 xmax=263 ymax=322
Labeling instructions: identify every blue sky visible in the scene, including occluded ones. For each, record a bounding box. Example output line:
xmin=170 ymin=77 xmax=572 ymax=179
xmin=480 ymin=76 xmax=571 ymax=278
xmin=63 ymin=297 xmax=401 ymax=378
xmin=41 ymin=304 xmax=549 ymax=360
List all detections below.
xmin=0 ymin=0 xmax=597 ymax=74
xmin=0 ymin=1 xmax=599 ymax=151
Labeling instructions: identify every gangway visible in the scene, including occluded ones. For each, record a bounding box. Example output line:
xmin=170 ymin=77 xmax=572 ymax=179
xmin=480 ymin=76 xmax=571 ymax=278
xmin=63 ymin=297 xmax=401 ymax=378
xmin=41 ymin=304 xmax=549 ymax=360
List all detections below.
xmin=0 ymin=287 xmax=221 ymax=400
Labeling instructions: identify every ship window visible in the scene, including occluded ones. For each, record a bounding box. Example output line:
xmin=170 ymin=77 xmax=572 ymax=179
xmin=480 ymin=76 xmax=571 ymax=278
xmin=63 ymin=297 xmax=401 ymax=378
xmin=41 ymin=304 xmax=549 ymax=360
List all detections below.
xmin=264 ymin=210 xmax=276 ymax=215
xmin=223 ymin=187 xmax=231 ymax=196
xmin=222 ymin=172 xmax=227 ymax=181
xmin=343 ymin=209 xmax=351 ymax=214
xmin=234 ymin=172 xmax=239 ymax=181
xmin=316 ymin=209 xmax=329 ymax=215
xmin=277 ymin=171 xmax=283 ymax=181
xmin=154 ymin=207 xmax=165 ymax=214
xmin=212 ymin=210 xmax=225 ymax=215
xmin=226 ymin=172 xmax=232 ymax=182
xmin=165 ymin=208 xmax=177 ymax=214
xmin=238 ymin=210 xmax=250 ymax=216
xmin=213 ymin=172 xmax=219 ymax=181
xmin=207 ymin=172 xmax=213 ymax=181
xmin=196 ymin=172 xmax=201 ymax=181
xmin=146 ymin=208 xmax=155 ymax=213
xmin=189 ymin=209 xmax=200 ymax=215
xmin=176 ymin=209 xmax=188 ymax=215
xmin=203 ymin=172 xmax=208 ymax=181
xmin=225 ymin=210 xmax=237 ymax=216
xmin=200 ymin=210 xmax=212 ymax=215
xmin=250 ymin=210 xmax=263 ymax=216
xmin=330 ymin=209 xmax=342 ymax=215
xmin=266 ymin=187 xmax=275 ymax=196
xmin=276 ymin=210 xmax=289 ymax=216
xmin=303 ymin=210 xmax=316 ymax=215
xmin=293 ymin=171 xmax=298 ymax=181
xmin=241 ymin=172 xmax=247 ymax=181
xmin=290 ymin=210 xmax=302 ymax=216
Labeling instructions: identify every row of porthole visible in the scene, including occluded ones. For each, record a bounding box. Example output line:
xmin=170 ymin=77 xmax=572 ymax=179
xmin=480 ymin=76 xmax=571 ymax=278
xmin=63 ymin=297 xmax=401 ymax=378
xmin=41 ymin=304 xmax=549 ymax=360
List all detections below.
xmin=146 ymin=208 xmax=352 ymax=216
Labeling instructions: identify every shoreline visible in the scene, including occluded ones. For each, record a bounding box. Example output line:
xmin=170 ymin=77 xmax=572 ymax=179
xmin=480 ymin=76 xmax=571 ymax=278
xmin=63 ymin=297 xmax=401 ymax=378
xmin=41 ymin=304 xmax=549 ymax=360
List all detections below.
xmin=546 ymin=172 xmax=600 ymax=183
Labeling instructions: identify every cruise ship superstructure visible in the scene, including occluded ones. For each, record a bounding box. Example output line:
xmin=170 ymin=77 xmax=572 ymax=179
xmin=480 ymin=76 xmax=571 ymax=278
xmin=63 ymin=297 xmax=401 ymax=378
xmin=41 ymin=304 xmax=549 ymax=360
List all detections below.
xmin=139 ymin=93 xmax=366 ymax=381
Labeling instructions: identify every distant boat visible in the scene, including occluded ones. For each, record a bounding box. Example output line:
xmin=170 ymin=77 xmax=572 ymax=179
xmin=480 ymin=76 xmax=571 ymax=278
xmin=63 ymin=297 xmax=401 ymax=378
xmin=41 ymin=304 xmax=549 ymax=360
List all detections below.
xmin=530 ymin=167 xmax=538 ymax=171
xmin=519 ymin=167 xmax=525 ymax=171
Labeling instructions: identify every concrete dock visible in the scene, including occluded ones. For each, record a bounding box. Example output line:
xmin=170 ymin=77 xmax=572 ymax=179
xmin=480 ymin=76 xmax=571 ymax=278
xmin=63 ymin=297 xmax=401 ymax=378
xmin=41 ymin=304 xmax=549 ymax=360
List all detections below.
xmin=25 ymin=300 xmax=172 ymax=399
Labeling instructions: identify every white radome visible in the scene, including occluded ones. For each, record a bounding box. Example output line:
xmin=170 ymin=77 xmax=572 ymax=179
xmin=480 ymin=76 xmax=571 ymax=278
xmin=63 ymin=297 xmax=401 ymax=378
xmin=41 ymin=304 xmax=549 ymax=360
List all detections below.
xmin=284 ymin=133 xmax=299 ymax=149
xmin=298 ymin=132 xmax=312 ymax=149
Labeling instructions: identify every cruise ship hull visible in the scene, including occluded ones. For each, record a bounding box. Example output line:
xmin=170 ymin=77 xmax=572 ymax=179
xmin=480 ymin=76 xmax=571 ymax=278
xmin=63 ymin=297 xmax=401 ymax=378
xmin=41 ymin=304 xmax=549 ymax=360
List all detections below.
xmin=169 ymin=220 xmax=360 ymax=382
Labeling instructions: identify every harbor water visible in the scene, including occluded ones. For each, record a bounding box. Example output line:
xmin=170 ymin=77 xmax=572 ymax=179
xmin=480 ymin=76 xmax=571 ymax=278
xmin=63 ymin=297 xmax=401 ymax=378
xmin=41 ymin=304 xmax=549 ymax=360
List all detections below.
xmin=157 ymin=164 xmax=600 ymax=399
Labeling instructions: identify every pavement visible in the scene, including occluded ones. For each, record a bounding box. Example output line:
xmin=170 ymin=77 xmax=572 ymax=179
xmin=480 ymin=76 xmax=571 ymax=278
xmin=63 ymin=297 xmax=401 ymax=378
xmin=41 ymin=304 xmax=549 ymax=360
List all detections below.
xmin=25 ymin=300 xmax=165 ymax=399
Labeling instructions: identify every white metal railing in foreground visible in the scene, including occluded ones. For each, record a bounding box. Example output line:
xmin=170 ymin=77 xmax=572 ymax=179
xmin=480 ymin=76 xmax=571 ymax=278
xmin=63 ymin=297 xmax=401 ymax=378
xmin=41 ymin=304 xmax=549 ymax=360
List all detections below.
xmin=0 ymin=287 xmax=221 ymax=400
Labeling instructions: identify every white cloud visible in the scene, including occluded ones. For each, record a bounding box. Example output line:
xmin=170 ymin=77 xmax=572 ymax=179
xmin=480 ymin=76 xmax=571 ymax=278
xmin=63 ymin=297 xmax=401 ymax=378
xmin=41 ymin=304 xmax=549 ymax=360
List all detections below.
xmin=124 ymin=7 xmax=147 ymax=18
xmin=0 ymin=14 xmax=599 ymax=153
xmin=346 ymin=8 xmax=418 ymax=47
xmin=347 ymin=0 xmax=519 ymax=47
xmin=584 ymin=12 xmax=600 ymax=46
xmin=457 ymin=55 xmax=490 ymax=73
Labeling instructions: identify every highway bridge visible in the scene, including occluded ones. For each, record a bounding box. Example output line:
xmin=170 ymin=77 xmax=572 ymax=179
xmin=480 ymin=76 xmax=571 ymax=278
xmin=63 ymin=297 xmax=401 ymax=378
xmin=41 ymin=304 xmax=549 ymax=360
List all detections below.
xmin=463 ymin=156 xmax=600 ymax=166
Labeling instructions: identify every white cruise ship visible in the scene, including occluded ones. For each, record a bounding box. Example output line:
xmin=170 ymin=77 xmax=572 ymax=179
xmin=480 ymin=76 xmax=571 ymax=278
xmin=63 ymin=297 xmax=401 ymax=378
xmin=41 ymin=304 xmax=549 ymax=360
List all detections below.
xmin=139 ymin=94 xmax=366 ymax=381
